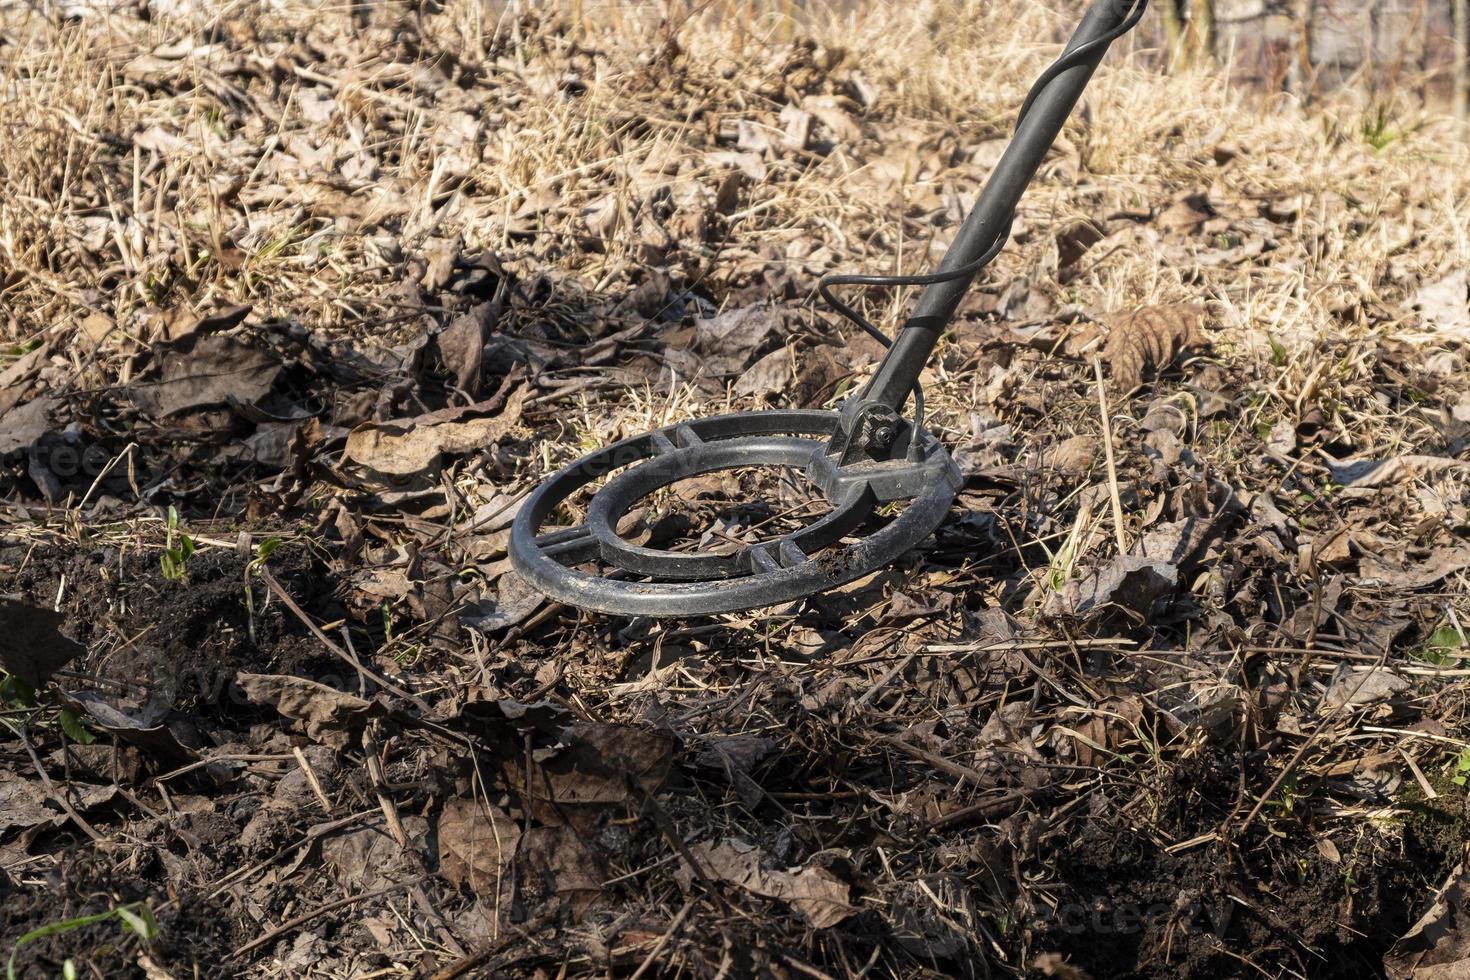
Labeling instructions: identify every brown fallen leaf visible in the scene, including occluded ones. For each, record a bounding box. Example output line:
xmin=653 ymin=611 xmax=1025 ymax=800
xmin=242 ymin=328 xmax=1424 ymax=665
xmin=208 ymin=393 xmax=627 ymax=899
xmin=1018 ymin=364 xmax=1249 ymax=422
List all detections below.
xmin=677 ymin=838 xmax=855 ymax=928
xmin=460 ymin=568 xmax=544 ymax=632
xmin=59 ymin=690 xmax=197 ymax=763
xmin=0 ymin=596 xmax=85 ymax=687
xmin=159 ymin=303 xmax=253 ymax=344
xmin=1055 ymin=218 xmax=1107 ymax=272
xmin=0 ymin=397 xmax=57 ymax=456
xmin=505 ymin=721 xmax=674 ymax=827
xmin=1045 ymin=556 xmax=1178 ymax=622
xmin=0 ymin=773 xmax=57 ymax=838
xmin=343 ymin=383 xmax=527 ymax=477
xmin=433 ymin=301 xmax=501 ymax=399
xmin=235 ymin=673 xmax=385 ymax=749
xmin=1410 ymin=271 xmax=1470 ymax=341
xmin=323 ymin=816 xmax=428 ymax=891
xmin=1322 ymin=666 xmax=1409 ymax=713
xmin=1042 ymin=434 xmax=1096 ymax=475
xmin=0 ymin=343 xmax=49 ymax=416
xmin=1385 ymin=846 xmax=1470 ymax=980
xmin=692 ymin=305 xmax=783 ymax=376
xmin=1154 ymin=189 xmax=1215 ymax=235
xmin=437 ymin=797 xmax=521 ymax=894
xmin=129 ymin=333 xmax=282 ymax=418
xmin=1360 ymin=544 xmax=1470 ymax=590
xmin=1033 ymin=953 xmax=1093 ymax=980
xmin=1101 ymin=303 xmax=1207 ymax=392
xmin=1070 ymin=697 xmax=1144 ymax=767
xmin=0 ymin=772 xmax=117 ymax=839
xmin=1328 ymin=455 xmax=1470 ymax=490
xmin=734 ymin=346 xmax=795 ymax=399
xmin=517 ymin=825 xmax=605 ymax=921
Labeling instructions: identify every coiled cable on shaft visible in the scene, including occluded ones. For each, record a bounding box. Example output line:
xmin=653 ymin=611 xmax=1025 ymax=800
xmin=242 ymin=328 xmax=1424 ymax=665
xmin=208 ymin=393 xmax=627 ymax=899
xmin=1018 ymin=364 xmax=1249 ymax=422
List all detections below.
xmin=816 ymin=0 xmax=1148 ymax=419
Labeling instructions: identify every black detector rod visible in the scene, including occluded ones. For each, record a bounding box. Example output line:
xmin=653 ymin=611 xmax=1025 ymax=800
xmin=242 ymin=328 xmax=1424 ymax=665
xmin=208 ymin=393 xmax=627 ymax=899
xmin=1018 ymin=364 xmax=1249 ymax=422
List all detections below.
xmin=848 ymin=0 xmax=1146 ymax=410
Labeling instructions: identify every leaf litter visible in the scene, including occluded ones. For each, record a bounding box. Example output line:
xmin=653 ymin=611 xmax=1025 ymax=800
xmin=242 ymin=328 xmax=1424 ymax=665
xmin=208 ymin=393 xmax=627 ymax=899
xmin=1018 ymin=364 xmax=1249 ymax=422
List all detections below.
xmin=1 ymin=0 xmax=1469 ymax=978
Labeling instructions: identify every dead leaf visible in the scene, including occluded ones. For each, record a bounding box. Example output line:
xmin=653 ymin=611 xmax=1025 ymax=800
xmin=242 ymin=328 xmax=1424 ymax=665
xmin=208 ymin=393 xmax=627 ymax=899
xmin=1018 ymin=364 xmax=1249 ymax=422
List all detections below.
xmin=0 ymin=343 xmax=49 ymax=416
xmin=1328 ymin=455 xmax=1470 ymax=490
xmin=679 ymin=838 xmax=855 ymax=928
xmin=1046 ymin=556 xmax=1178 ymax=621
xmin=1322 ymin=666 xmax=1409 ymax=713
xmin=322 ymin=817 xmax=427 ymax=890
xmin=1155 ymin=190 xmax=1215 ymax=234
xmin=692 ymin=306 xmax=782 ymax=375
xmin=437 ymin=797 xmax=521 ymax=894
xmin=235 ymin=673 xmax=384 ymax=749
xmin=1410 ymin=272 xmax=1470 ymax=340
xmin=0 ymin=596 xmax=85 ymax=687
xmin=130 ymin=333 xmax=281 ymax=418
xmin=0 ymin=773 xmax=56 ymax=838
xmin=517 ymin=826 xmax=604 ymax=920
xmin=1385 ymin=848 xmax=1470 ymax=980
xmin=0 ymin=397 xmax=57 ymax=456
xmin=1070 ymin=697 xmax=1144 ymax=767
xmin=1056 ymin=219 xmax=1106 ymax=271
xmin=421 ymin=236 xmax=461 ymax=292
xmin=801 ymin=95 xmax=860 ymax=146
xmin=694 ymin=735 xmax=775 ymax=775
xmin=0 ymin=772 xmax=117 ymax=839
xmin=1134 ymin=509 xmax=1235 ymax=572
xmin=1033 ymin=953 xmax=1093 ymax=980
xmin=734 ymin=347 xmax=794 ymax=399
xmin=343 ymin=383 xmax=527 ymax=477
xmin=460 ymin=568 xmax=544 ymax=632
xmin=59 ymin=690 xmax=198 ymax=762
xmin=1360 ymin=544 xmax=1470 ymax=590
xmin=779 ymin=104 xmax=814 ymax=151
xmin=434 ymin=301 xmax=500 ymax=398
xmin=1102 ymin=304 xmax=1207 ymax=392
xmin=162 ymin=304 xmax=253 ymax=344
xmin=1043 ymin=435 xmax=1095 ymax=475
xmin=507 ymin=722 xmax=673 ymax=825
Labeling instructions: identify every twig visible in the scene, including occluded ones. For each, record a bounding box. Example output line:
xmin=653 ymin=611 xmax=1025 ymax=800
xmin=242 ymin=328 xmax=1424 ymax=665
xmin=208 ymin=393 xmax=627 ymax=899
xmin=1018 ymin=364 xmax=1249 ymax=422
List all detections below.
xmin=1092 ymin=355 xmax=1128 ymax=553
xmin=198 ymin=809 xmax=378 ymax=905
xmin=855 ymin=653 xmax=914 ymax=706
xmin=780 ymin=954 xmax=840 ymax=980
xmin=917 ymin=789 xmax=1036 ymax=831
xmin=1232 ymin=651 xmax=1390 ymax=833
xmin=291 ymin=746 xmax=334 ymax=812
xmin=361 ymin=724 xmax=409 ymax=849
xmin=880 ymin=734 xmax=989 ymax=786
xmin=258 ymin=567 xmax=430 ymax=714
xmin=628 ymin=898 xmax=697 ymax=980
xmin=6 ymin=720 xmax=107 ymax=844
xmin=634 ymin=782 xmax=733 ymax=915
xmin=231 ymin=876 xmax=428 ymax=958
xmin=360 ymin=723 xmax=467 ymax=957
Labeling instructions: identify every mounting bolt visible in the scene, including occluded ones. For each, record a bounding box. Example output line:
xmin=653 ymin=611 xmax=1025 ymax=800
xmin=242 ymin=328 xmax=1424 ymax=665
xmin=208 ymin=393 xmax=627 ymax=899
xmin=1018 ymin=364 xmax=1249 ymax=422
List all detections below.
xmin=871 ymin=424 xmax=894 ymax=448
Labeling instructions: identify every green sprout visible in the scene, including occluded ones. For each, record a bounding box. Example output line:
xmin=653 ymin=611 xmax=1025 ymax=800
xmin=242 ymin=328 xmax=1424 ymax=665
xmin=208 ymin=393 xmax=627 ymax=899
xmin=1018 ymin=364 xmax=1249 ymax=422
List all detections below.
xmin=159 ymin=506 xmax=194 ymax=582
xmin=243 ymin=537 xmax=283 ymax=645
xmin=1451 ymin=748 xmax=1470 ymax=788
xmin=7 ymin=903 xmax=158 ymax=980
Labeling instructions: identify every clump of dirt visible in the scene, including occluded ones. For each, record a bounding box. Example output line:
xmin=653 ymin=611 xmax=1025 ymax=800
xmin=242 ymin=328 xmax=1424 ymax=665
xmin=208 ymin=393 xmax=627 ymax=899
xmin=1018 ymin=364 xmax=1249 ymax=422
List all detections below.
xmin=2 ymin=851 xmax=236 ymax=977
xmin=9 ymin=542 xmax=331 ymax=714
xmin=1040 ymin=750 xmax=1460 ymax=979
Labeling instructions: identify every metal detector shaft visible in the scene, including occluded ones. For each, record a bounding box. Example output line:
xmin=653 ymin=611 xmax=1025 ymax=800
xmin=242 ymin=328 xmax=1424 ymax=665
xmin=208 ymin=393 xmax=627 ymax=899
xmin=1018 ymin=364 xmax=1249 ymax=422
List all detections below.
xmin=860 ymin=0 xmax=1141 ymax=410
